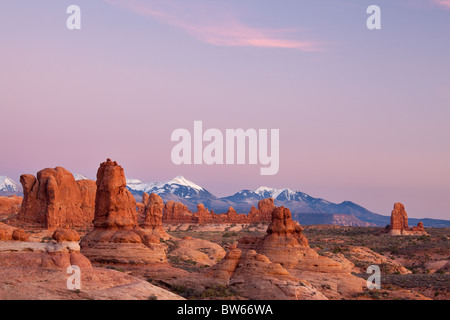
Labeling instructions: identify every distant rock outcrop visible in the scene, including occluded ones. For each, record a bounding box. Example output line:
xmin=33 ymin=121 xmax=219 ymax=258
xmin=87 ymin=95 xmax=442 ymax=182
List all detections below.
xmin=80 ymin=159 xmax=167 ymax=264
xmin=140 ymin=192 xmax=170 ymax=240
xmin=163 ymin=200 xmax=193 ymax=223
xmin=0 ymin=195 xmax=22 ymax=216
xmin=388 ymin=203 xmax=428 ymax=236
xmin=18 ymin=167 xmax=96 ymax=229
xmin=161 ymin=198 xmax=275 ymax=224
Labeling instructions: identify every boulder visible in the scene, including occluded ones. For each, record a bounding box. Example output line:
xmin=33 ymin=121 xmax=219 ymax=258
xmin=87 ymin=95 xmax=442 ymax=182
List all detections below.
xmin=0 ymin=223 xmax=29 ymax=242
xmin=52 ymin=229 xmax=81 ymax=242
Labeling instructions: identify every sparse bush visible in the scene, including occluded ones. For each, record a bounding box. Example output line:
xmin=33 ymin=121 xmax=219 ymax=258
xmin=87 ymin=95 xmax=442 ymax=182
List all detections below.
xmin=222 ymin=231 xmax=238 ymax=238
xmin=201 ymin=285 xmax=236 ymax=298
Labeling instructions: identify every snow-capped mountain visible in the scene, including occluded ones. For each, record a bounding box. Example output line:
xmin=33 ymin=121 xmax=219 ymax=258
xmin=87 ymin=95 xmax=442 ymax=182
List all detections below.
xmin=126 ymin=176 xmax=216 ymax=201
xmin=73 ymin=174 xmax=90 ymax=181
xmin=125 ymin=176 xmax=450 ymax=227
xmin=222 ymin=186 xmax=322 ymax=204
xmin=0 ymin=176 xmax=22 ymax=193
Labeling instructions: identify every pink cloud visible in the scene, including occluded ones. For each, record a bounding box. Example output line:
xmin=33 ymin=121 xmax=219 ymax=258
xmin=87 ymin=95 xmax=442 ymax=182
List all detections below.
xmin=434 ymin=0 xmax=450 ymax=9
xmin=104 ymin=0 xmax=321 ymax=51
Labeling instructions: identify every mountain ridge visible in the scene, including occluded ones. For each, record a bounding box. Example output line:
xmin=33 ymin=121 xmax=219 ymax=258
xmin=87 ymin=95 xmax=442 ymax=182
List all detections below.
xmin=125 ymin=176 xmax=450 ymax=228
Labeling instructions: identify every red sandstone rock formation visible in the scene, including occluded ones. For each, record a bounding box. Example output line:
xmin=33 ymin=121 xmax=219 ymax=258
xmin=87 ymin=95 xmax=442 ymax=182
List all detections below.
xmin=140 ymin=193 xmax=170 ymax=240
xmin=209 ymin=243 xmax=242 ymax=283
xmin=264 ymin=206 xmax=309 ymax=247
xmin=80 ymin=159 xmax=167 ymax=264
xmin=0 ymin=249 xmax=183 ymax=300
xmin=163 ymin=200 xmax=195 ymax=223
xmin=93 ymin=160 xmax=136 ymax=229
xmin=203 ymin=207 xmax=365 ymax=300
xmin=389 ymin=202 xmax=409 ymax=233
xmin=254 ymin=206 xmax=347 ymax=273
xmin=0 ymin=196 xmax=22 ymax=216
xmin=207 ymin=242 xmax=328 ymax=300
xmin=411 ymin=222 xmax=426 ymax=232
xmin=167 ymin=237 xmax=226 ymax=267
xmin=162 ymin=198 xmax=275 ymax=225
xmin=18 ymin=167 xmax=96 ymax=229
xmin=388 ymin=203 xmax=428 ymax=236
xmin=258 ymin=197 xmax=276 ymax=220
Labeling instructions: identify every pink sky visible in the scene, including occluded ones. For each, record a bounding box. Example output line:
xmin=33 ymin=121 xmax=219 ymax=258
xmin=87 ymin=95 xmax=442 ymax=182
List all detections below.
xmin=0 ymin=0 xmax=449 ymax=220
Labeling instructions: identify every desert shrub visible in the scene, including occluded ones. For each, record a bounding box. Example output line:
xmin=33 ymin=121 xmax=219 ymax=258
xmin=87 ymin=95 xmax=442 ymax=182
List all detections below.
xmin=164 ymin=239 xmax=180 ymax=252
xmin=222 ymin=231 xmax=237 ymax=238
xmin=332 ymin=246 xmax=343 ymax=254
xmin=168 ymin=255 xmax=181 ymax=264
xmin=170 ymin=285 xmax=198 ymax=299
xmin=106 ymin=266 xmax=125 ymax=272
xmin=201 ymin=285 xmax=236 ymax=298
xmin=185 ymin=259 xmax=197 ymax=265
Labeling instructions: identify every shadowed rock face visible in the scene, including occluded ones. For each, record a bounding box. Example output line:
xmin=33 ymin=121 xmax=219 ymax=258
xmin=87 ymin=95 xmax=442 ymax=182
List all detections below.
xmin=18 ymin=167 xmax=96 ymax=229
xmin=81 ymin=159 xmax=167 ymax=264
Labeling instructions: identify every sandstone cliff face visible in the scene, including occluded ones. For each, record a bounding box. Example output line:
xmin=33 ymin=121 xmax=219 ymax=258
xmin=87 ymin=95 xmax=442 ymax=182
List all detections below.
xmin=18 ymin=167 xmax=96 ymax=229
xmin=80 ymin=159 xmax=167 ymax=264
xmin=389 ymin=203 xmax=428 ymax=236
xmin=0 ymin=196 xmax=22 ymax=216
